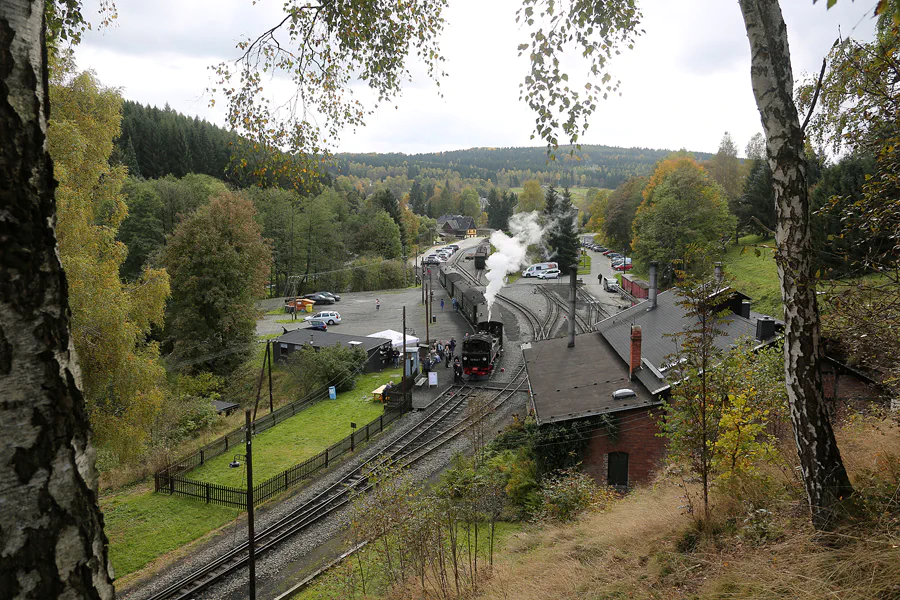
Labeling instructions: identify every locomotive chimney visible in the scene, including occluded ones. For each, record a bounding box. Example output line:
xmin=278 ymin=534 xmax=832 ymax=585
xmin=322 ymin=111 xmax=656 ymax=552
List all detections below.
xmin=629 ymin=325 xmax=642 ymax=380
xmin=648 ymin=262 xmax=658 ymax=310
xmin=568 ymin=264 xmax=577 ymax=348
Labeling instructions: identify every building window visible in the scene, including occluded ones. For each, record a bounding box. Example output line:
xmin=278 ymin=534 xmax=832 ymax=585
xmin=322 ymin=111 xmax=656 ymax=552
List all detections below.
xmin=607 ymin=452 xmax=629 ymax=487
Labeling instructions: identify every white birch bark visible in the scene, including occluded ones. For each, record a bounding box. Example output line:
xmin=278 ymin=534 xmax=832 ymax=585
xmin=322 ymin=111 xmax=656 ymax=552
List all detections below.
xmin=0 ymin=1 xmax=116 ymax=596
xmin=738 ymin=0 xmax=853 ymax=530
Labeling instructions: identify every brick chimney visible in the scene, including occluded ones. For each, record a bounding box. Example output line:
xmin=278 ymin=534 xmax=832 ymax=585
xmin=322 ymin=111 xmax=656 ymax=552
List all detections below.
xmin=629 ymin=325 xmax=642 ymax=380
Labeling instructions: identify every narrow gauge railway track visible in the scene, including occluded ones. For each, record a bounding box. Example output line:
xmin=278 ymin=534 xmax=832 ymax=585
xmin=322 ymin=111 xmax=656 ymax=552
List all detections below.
xmin=144 ymin=368 xmax=527 ymax=600
xmin=537 ymin=285 xmax=590 ymax=334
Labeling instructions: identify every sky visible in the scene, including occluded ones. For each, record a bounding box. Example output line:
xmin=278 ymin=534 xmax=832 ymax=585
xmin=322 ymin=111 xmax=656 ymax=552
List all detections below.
xmin=74 ymin=0 xmax=877 ymax=157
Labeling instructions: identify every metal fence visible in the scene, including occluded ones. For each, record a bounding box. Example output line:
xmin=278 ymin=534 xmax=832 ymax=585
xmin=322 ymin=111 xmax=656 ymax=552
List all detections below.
xmin=154 ymin=384 xmax=334 ymax=480
xmin=155 ymin=407 xmax=406 ymax=509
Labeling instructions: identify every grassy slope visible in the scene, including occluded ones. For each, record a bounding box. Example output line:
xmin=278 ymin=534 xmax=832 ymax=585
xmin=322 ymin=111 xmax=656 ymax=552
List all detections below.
xmin=294 ymin=522 xmax=524 ymax=600
xmin=103 ymin=367 xmax=402 ymax=579
xmin=723 ymin=235 xmax=783 ymax=317
xmin=189 ymin=369 xmax=399 ymax=487
xmin=469 ymin=417 xmax=899 ymax=600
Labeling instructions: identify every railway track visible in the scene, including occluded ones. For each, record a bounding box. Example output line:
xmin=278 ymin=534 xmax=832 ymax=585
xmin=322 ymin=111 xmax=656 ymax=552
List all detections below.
xmin=537 ymin=285 xmax=591 ymax=334
xmin=143 ymin=368 xmax=527 ymax=600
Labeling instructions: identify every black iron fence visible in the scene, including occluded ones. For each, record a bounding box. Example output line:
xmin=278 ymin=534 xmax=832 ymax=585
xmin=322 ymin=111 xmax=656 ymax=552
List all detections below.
xmin=154 ymin=383 xmax=337 ymax=480
xmin=154 ymin=406 xmax=406 ymax=509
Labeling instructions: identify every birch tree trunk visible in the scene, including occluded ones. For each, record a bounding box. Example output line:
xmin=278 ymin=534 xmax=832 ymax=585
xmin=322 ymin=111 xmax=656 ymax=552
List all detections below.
xmin=0 ymin=1 xmax=116 ymax=597
xmin=738 ymin=0 xmax=854 ymax=530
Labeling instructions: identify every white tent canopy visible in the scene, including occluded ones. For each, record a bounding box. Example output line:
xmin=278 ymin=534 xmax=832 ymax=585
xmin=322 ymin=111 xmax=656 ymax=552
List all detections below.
xmin=368 ymin=329 xmax=419 ymax=350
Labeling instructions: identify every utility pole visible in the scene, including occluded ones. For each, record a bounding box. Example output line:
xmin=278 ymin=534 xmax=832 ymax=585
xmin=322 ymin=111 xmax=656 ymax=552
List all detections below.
xmin=267 ymin=340 xmax=274 ymax=413
xmin=245 ymin=410 xmax=256 ymax=600
xmin=425 ymin=284 xmax=430 ymax=344
xmin=402 ymin=306 xmax=407 ymax=409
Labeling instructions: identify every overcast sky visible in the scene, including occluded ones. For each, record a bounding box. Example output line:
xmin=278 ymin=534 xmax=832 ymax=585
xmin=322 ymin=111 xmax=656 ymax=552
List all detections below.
xmin=74 ymin=0 xmax=876 ymax=156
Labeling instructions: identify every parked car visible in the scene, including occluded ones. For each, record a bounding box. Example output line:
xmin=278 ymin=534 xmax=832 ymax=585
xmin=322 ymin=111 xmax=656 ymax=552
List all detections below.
xmin=447 ymin=244 xmax=460 ymax=252
xmin=594 ymin=246 xmax=608 ymax=253
xmin=306 ymin=311 xmax=341 ymax=325
xmin=303 ymin=292 xmax=335 ymax=305
xmin=607 ymin=253 xmax=624 ymax=261
xmin=602 ymin=249 xmax=614 ymax=255
xmin=613 ymin=263 xmax=634 ymax=271
xmin=320 ymin=291 xmax=341 ymax=302
xmin=611 ymin=257 xmax=632 ymax=266
xmin=537 ymin=268 xmax=561 ymax=279
xmin=424 ymin=255 xmax=441 ymax=265
xmin=307 ymin=319 xmax=328 ymax=331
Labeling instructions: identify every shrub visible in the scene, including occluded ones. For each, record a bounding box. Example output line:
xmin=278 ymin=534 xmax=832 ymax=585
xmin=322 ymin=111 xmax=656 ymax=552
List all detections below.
xmin=534 ymin=467 xmax=615 ymax=522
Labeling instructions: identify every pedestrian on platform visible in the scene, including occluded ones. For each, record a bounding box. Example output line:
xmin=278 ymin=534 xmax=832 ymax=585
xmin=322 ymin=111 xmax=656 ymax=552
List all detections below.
xmin=452 ymin=297 xmax=457 ymax=311
xmin=440 ymin=298 xmax=445 ymax=311
xmin=445 ymin=350 xmax=451 ymax=368
xmin=449 ymin=337 xmax=456 ymax=355
xmin=376 ymin=298 xmax=381 ymax=311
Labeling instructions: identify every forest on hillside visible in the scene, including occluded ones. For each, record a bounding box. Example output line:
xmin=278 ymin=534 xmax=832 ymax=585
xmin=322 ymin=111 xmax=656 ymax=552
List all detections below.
xmin=335 ymin=145 xmax=715 ymax=189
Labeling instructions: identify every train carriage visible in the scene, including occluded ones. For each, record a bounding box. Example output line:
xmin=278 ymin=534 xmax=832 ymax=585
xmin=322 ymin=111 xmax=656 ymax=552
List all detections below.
xmin=473 ymin=241 xmax=490 ymax=270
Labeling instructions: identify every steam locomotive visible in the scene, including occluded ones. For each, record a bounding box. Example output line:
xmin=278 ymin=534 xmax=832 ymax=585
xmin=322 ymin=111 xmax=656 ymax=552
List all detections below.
xmin=440 ymin=268 xmax=503 ymax=378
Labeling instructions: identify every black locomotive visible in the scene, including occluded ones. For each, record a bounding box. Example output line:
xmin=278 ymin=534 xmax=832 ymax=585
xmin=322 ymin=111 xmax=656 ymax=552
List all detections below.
xmin=440 ymin=268 xmax=503 ymax=378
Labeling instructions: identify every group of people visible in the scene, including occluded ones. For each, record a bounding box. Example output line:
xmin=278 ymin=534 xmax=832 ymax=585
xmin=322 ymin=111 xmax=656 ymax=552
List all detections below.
xmin=422 ymin=337 xmax=464 ymax=383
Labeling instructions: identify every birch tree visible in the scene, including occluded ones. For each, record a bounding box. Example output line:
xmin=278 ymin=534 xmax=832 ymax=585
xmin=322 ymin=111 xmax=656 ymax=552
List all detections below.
xmin=0 ymin=0 xmax=115 ymax=596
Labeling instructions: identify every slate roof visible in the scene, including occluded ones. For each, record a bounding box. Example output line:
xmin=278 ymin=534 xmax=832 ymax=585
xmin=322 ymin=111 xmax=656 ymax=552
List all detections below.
xmin=594 ymin=288 xmax=772 ymax=378
xmin=523 ymin=333 xmax=662 ymax=425
xmin=437 ymin=214 xmax=476 ymax=234
xmin=276 ymin=329 xmax=391 ymax=353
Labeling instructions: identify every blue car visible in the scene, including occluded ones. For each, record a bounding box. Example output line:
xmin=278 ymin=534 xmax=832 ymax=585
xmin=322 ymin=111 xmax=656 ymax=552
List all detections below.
xmin=307 ymin=319 xmax=328 ymax=331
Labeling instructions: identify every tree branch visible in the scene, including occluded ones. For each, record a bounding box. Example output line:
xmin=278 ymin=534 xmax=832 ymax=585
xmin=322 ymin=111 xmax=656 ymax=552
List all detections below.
xmin=801 ymin=54 xmax=830 ymax=133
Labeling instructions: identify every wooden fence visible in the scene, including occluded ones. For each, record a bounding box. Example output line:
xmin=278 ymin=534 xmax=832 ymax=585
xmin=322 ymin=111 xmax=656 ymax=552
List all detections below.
xmin=154 ymin=406 xmax=406 ymax=509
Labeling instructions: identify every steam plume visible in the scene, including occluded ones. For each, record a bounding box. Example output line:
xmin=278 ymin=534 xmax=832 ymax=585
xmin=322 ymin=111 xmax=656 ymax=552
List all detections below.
xmin=484 ymin=212 xmax=544 ymax=320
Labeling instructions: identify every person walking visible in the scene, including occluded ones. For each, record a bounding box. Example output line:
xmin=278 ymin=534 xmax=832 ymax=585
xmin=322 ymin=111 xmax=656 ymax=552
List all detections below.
xmin=375 ymin=298 xmax=381 ymax=311
xmin=452 ymin=297 xmax=457 ymax=312
xmin=453 ymin=358 xmax=463 ymax=383
xmin=445 ymin=350 xmax=451 ymax=369
xmin=449 ymin=337 xmax=456 ymax=356
xmin=440 ymin=298 xmax=445 ymax=311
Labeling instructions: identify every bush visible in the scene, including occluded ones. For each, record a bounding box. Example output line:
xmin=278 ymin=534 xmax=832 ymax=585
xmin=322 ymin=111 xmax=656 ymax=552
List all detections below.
xmin=283 ymin=344 xmax=368 ymax=396
xmin=534 ymin=467 xmax=616 ymax=522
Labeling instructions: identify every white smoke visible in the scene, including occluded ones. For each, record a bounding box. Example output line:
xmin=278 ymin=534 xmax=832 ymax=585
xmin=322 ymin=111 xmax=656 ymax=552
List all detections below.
xmin=483 ymin=212 xmax=545 ymax=320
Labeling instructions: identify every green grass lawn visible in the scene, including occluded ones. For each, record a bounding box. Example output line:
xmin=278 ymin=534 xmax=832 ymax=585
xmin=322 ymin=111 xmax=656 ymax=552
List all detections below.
xmin=293 ymin=522 xmax=523 ymax=600
xmin=723 ymin=235 xmax=783 ymax=317
xmin=101 ymin=487 xmax=240 ymax=579
xmin=188 ymin=368 xmax=402 ymax=488
xmin=102 ymin=367 xmax=403 ymax=580
xmin=578 ymin=253 xmax=591 ymax=275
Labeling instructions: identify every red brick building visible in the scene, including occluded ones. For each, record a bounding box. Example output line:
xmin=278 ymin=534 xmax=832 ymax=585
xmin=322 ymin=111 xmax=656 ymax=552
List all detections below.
xmin=523 ymin=326 xmax=669 ymax=488
xmin=525 ymin=262 xmax=889 ymax=488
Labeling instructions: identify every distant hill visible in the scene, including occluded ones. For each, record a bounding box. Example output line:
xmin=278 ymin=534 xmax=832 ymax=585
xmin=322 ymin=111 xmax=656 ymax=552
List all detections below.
xmin=334 ymin=145 xmax=715 ymax=189
xmin=113 ymin=99 xmax=712 ymax=191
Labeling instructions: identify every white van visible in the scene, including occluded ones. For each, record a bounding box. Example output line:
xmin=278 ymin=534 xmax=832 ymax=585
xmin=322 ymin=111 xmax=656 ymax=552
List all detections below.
xmin=522 ymin=262 xmax=559 ymax=278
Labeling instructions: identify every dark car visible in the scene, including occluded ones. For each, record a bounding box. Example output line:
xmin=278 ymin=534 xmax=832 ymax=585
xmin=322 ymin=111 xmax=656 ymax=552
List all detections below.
xmin=303 ymin=292 xmax=335 ymax=305
xmin=319 ymin=291 xmax=341 ymax=302
xmin=307 ymin=319 xmax=328 ymax=331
